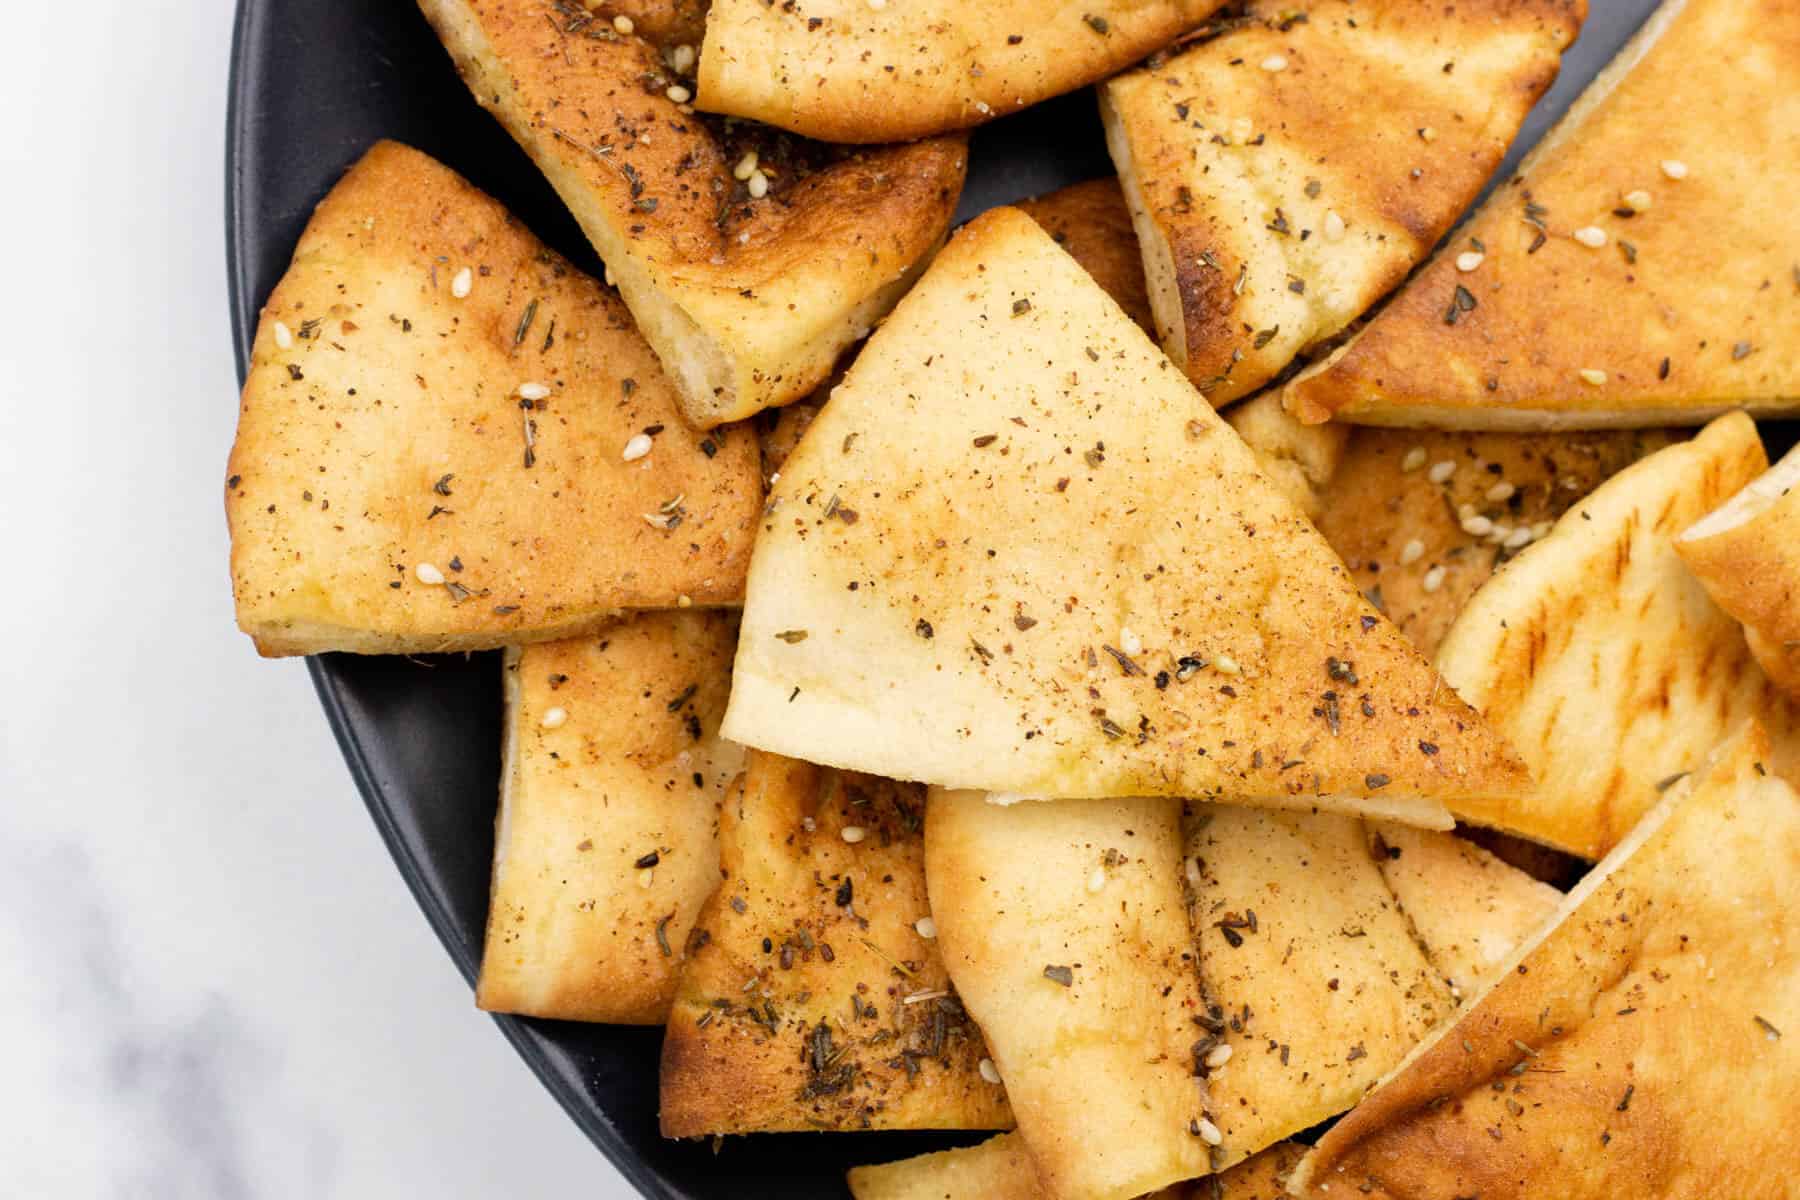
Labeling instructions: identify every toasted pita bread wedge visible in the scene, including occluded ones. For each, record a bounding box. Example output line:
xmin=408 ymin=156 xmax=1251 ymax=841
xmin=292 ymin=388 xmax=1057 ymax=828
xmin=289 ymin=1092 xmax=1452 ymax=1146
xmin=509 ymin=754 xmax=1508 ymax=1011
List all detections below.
xmin=1185 ymin=805 xmax=1455 ymax=1168
xmin=1367 ymin=823 xmax=1560 ymax=995
xmin=925 ymin=793 xmax=1208 ymax=1199
xmin=226 ymin=142 xmax=760 ymax=657
xmin=1101 ymin=0 xmax=1583 ymax=408
xmin=696 ymin=2 xmax=1224 ymax=144
xmin=1291 ymin=723 xmax=1800 ymax=1200
xmin=477 ymin=610 xmax=741 ymax=1024
xmin=1311 ymin=426 xmax=1677 ymax=657
xmin=1678 ymin=444 xmax=1800 ymax=697
xmin=1286 ymin=0 xmax=1800 ymax=430
xmin=1433 ymin=412 xmax=1800 ymax=857
xmin=416 ymin=0 xmax=966 ymax=428
xmin=1223 ymin=393 xmax=1351 ymax=522
xmin=723 ymin=208 xmax=1530 ymax=825
xmin=846 ymin=1133 xmax=1304 ymax=1200
xmin=659 ymin=752 xmax=1011 ymax=1135
xmin=1017 ymin=179 xmax=1157 ymax=339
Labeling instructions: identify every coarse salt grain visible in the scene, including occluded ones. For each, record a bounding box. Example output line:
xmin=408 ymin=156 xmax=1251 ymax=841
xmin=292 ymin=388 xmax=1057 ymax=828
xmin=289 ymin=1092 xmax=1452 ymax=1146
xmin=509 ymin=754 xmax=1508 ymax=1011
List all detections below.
xmin=273 ymin=320 xmax=294 ymax=349
xmin=1579 ymin=368 xmax=1608 ymax=386
xmin=840 ymin=825 xmax=867 ymax=844
xmin=1401 ymin=446 xmax=1428 ymax=472
xmin=1661 ymin=159 xmax=1688 ymax=180
xmin=1261 ymin=54 xmax=1288 ymax=72
xmin=1573 ymin=226 xmax=1608 ymax=248
xmin=979 ymin=1058 xmax=1002 ymax=1084
xmin=1399 ymin=538 xmax=1426 ymax=566
xmin=1428 ymin=460 xmax=1457 ymax=484
xmin=1455 ymin=251 xmax=1485 ymax=272
xmin=1421 ymin=565 xmax=1447 ymax=593
xmin=541 ymin=706 xmax=568 ymax=729
xmin=622 ymin=433 xmax=654 ymax=461
xmin=518 ymin=381 xmax=551 ymax=400
xmin=914 ymin=917 xmax=937 ymax=939
xmin=451 ymin=266 xmax=473 ymax=298
xmin=415 ymin=562 xmax=445 ymax=585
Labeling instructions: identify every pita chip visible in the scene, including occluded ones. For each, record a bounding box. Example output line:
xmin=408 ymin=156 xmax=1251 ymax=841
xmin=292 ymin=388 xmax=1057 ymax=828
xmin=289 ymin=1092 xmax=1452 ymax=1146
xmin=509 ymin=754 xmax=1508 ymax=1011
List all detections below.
xmin=1101 ymin=0 xmax=1582 ymax=407
xmin=1433 ymin=412 xmax=1800 ymax=858
xmin=1677 ymin=443 xmax=1800 ymax=697
xmin=226 ymin=142 xmax=761 ymax=656
xmin=1017 ymin=179 xmax=1158 ymax=339
xmin=1184 ymin=805 xmax=1455 ymax=1168
xmin=925 ymin=793 xmax=1208 ymax=1199
xmin=1286 ymin=0 xmax=1800 ymax=430
xmin=416 ymin=0 xmax=966 ymax=428
xmin=477 ymin=610 xmax=741 ymax=1024
xmin=1291 ymin=722 xmax=1800 ymax=1200
xmin=1367 ymin=823 xmax=1561 ymax=995
xmin=1222 ymin=394 xmax=1351 ymax=522
xmin=846 ymin=1133 xmax=1304 ymax=1200
xmin=696 ymin=2 xmax=1225 ymax=144
xmin=723 ymin=208 xmax=1530 ymax=826
xmin=659 ymin=752 xmax=1011 ymax=1135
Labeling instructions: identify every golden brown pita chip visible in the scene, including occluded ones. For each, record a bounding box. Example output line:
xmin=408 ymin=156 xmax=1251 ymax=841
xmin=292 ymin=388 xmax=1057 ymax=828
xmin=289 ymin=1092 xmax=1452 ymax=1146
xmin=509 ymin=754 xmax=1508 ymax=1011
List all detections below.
xmin=1433 ymin=412 xmax=1800 ymax=857
xmin=1291 ymin=723 xmax=1800 ymax=1200
xmin=226 ymin=141 xmax=760 ymax=657
xmin=1311 ymin=427 xmax=1677 ymax=658
xmin=1286 ymin=0 xmax=1800 ymax=430
xmin=416 ymin=0 xmax=966 ymax=428
xmin=1017 ymin=179 xmax=1157 ymax=338
xmin=1222 ymin=394 xmax=1350 ymax=522
xmin=1185 ymin=805 xmax=1454 ymax=1167
xmin=926 ymin=793 xmax=1208 ymax=1199
xmin=1101 ymin=0 xmax=1581 ymax=407
xmin=846 ymin=1133 xmax=1305 ymax=1200
xmin=696 ymin=2 xmax=1225 ymax=144
xmin=659 ymin=752 xmax=1011 ymax=1135
xmin=1677 ymin=444 xmax=1800 ymax=697
xmin=723 ymin=208 xmax=1530 ymax=826
xmin=1367 ymin=823 xmax=1560 ymax=995
xmin=477 ymin=611 xmax=741 ymax=1024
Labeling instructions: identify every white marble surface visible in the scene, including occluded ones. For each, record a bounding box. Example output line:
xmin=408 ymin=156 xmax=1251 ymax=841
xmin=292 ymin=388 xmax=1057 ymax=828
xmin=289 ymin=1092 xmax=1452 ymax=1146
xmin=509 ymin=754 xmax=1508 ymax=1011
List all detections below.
xmin=0 ymin=4 xmax=632 ymax=1196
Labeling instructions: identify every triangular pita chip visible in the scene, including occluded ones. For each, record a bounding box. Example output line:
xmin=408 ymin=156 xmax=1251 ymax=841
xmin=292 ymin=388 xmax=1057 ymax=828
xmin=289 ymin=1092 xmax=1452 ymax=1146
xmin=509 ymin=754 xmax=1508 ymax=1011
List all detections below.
xmin=1017 ymin=178 xmax=1158 ymax=339
xmin=723 ymin=208 xmax=1530 ymax=825
xmin=925 ymin=793 xmax=1208 ymax=1199
xmin=659 ymin=752 xmax=1011 ymax=1135
xmin=1433 ymin=412 xmax=1800 ymax=857
xmin=1101 ymin=0 xmax=1582 ymax=407
xmin=847 ymin=1133 xmax=1305 ymax=1200
xmin=1221 ymin=393 xmax=1351 ymax=522
xmin=417 ymin=0 xmax=966 ymax=427
xmin=1286 ymin=0 xmax=1800 ymax=429
xmin=226 ymin=141 xmax=761 ymax=656
xmin=1367 ymin=823 xmax=1560 ymax=995
xmin=1184 ymin=805 xmax=1455 ymax=1167
xmin=697 ymin=2 xmax=1225 ymax=144
xmin=1678 ymin=443 xmax=1800 ymax=696
xmin=1291 ymin=723 xmax=1800 ymax=1200
xmin=477 ymin=611 xmax=741 ymax=1023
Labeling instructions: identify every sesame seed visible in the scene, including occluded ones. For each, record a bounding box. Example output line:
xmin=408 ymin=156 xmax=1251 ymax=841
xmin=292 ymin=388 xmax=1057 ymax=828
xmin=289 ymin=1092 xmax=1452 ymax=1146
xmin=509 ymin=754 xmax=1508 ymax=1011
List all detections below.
xmin=1461 ymin=515 xmax=1494 ymax=537
xmin=622 ymin=433 xmax=654 ymax=461
xmin=665 ymin=84 xmax=692 ymax=104
xmin=1487 ymin=523 xmax=1512 ymax=545
xmin=1486 ymin=481 xmax=1516 ymax=502
xmin=1087 ymin=865 xmax=1107 ymax=893
xmin=747 ymin=170 xmax=770 ymax=200
xmin=732 ymin=151 xmax=759 ymax=181
xmin=1399 ymin=538 xmax=1426 ymax=565
xmin=1213 ymin=654 xmax=1241 ymax=675
xmin=1504 ymin=527 xmax=1535 ymax=550
xmin=272 ymin=320 xmax=294 ymax=349
xmin=974 ymin=100 xmax=992 ymax=115
xmin=914 ymin=917 xmax=937 ymax=939
xmin=415 ymin=562 xmax=445 ymax=585
xmin=1419 ymin=126 xmax=1438 ymax=143
xmin=1428 ymin=460 xmax=1457 ymax=484
xmin=1197 ymin=1117 xmax=1224 ymax=1146
xmin=518 ymin=381 xmax=551 ymax=401
xmin=1401 ymin=446 xmax=1428 ymax=472
xmin=1579 ymin=368 xmax=1608 ymax=386
xmin=450 ymin=267 xmax=473 ymax=298
xmin=1185 ymin=856 xmax=1203 ymax=887
xmin=669 ymin=43 xmax=696 ymax=74
xmin=1120 ymin=627 xmax=1143 ymax=656
xmin=677 ymin=594 xmax=693 ymax=609
xmin=1422 ymin=565 xmax=1447 ymax=593
xmin=637 ymin=867 xmax=655 ymax=889
xmin=612 ymin=13 xmax=633 ymax=33
xmin=1624 ymin=189 xmax=1653 ymax=213
xmin=1532 ymin=521 xmax=1553 ymax=539
xmin=1323 ymin=210 xmax=1345 ymax=241
xmin=1260 ymin=54 xmax=1288 ymax=72
xmin=840 ymin=825 xmax=867 ymax=844
xmin=541 ymin=706 xmax=568 ymax=729
xmin=1204 ymin=1043 xmax=1233 ymax=1068
xmin=979 ymin=1058 xmax=1002 ymax=1084
xmin=1660 ymin=159 xmax=1688 ymax=180
xmin=868 ymin=0 xmax=886 ymax=8
xmin=1573 ymin=226 xmax=1608 ymax=248
xmin=1455 ymin=251 xmax=1485 ymax=272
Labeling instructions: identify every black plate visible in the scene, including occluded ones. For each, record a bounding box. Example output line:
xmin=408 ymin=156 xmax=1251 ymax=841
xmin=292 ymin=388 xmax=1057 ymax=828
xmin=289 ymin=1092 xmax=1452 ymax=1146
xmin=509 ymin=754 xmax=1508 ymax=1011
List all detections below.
xmin=226 ymin=3 xmax=1672 ymax=1196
